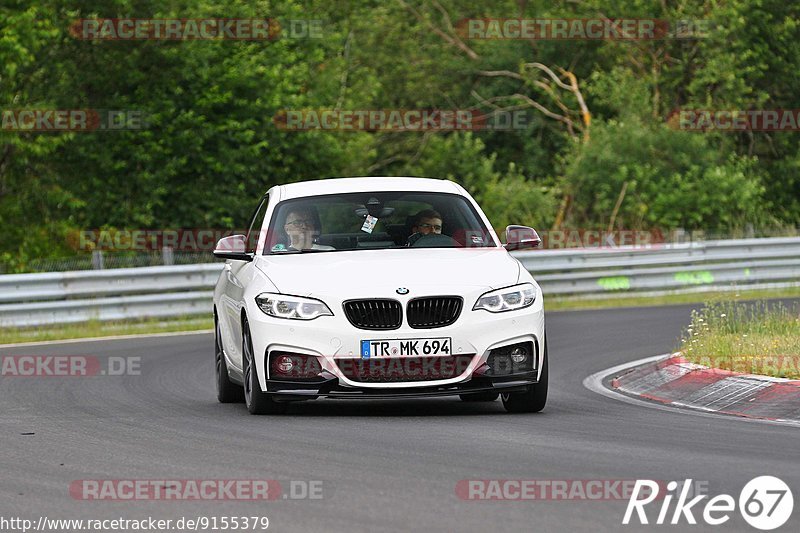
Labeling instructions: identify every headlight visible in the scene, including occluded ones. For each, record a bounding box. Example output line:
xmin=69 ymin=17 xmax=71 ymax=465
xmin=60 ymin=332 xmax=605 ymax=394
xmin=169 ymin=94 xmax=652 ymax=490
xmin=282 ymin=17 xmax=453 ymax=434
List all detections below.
xmin=473 ymin=283 xmax=537 ymax=313
xmin=255 ymin=293 xmax=333 ymax=320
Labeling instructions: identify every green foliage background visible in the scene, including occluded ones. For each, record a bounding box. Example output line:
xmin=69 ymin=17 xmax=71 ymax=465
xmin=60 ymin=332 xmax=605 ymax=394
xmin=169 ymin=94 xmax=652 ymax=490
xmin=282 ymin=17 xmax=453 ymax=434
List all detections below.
xmin=1 ymin=0 xmax=798 ymax=271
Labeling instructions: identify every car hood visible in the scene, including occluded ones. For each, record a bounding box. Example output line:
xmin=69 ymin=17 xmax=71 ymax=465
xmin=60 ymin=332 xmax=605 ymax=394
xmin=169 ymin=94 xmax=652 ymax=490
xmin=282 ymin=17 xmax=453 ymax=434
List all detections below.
xmin=254 ymin=248 xmax=520 ymax=297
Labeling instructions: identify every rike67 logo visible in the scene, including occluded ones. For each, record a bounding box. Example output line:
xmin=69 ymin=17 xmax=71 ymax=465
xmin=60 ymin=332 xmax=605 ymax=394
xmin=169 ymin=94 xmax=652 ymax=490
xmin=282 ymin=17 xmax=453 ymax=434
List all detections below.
xmin=624 ymin=476 xmax=794 ymax=530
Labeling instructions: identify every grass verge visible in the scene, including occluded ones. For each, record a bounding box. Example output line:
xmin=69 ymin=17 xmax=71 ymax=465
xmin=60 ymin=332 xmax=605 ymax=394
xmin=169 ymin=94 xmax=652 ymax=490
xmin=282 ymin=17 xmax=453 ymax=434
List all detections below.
xmin=679 ymin=299 xmax=800 ymax=379
xmin=546 ymin=285 xmax=800 ymax=312
xmin=0 ymin=315 xmax=213 ymax=345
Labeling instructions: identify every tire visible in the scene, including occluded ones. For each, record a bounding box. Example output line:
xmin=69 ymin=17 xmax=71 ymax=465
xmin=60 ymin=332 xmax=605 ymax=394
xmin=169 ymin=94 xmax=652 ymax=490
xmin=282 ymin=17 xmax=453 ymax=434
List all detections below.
xmin=459 ymin=391 xmax=500 ymax=402
xmin=501 ymin=339 xmax=548 ymax=413
xmin=215 ymin=318 xmax=244 ymax=403
xmin=242 ymin=317 xmax=287 ymax=415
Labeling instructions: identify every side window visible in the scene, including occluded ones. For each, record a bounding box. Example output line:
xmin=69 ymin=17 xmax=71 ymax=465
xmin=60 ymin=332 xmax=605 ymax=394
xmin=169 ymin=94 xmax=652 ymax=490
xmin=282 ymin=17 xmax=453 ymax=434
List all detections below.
xmin=245 ymin=196 xmax=268 ymax=253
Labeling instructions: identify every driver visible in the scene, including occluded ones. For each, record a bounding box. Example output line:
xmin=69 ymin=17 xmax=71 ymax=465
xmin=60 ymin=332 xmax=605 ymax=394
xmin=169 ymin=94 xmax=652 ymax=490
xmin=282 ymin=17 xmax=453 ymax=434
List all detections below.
xmin=407 ymin=209 xmax=443 ymax=246
xmin=282 ymin=207 xmax=334 ymax=251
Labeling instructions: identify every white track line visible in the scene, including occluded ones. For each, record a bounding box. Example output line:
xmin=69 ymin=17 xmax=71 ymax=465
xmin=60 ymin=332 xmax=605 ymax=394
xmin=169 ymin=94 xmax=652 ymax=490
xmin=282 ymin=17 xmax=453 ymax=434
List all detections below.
xmin=0 ymin=329 xmax=213 ymax=349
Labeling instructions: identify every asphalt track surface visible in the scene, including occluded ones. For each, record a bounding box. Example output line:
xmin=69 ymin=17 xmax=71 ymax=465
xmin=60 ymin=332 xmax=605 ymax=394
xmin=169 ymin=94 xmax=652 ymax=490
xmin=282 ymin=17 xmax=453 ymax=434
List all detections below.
xmin=2 ymin=303 xmax=798 ymax=533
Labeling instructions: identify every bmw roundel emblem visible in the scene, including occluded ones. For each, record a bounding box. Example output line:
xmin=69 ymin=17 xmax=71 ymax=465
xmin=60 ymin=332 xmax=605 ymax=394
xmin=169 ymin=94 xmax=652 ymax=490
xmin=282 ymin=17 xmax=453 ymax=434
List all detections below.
xmin=396 ymin=287 xmax=409 ymax=295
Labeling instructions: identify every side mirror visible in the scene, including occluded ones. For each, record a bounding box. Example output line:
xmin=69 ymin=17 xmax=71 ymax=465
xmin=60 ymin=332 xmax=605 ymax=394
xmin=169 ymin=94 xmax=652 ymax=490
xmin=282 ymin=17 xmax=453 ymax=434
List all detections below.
xmin=503 ymin=225 xmax=541 ymax=251
xmin=213 ymin=235 xmax=252 ymax=261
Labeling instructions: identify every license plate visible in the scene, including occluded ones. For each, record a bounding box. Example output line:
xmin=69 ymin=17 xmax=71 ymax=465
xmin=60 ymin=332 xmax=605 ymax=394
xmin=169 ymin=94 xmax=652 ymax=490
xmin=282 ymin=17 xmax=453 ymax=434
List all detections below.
xmin=360 ymin=337 xmax=452 ymax=359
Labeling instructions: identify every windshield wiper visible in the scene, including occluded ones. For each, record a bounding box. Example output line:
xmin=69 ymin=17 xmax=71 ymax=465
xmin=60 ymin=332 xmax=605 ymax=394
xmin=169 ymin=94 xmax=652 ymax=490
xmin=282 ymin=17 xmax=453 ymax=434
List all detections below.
xmin=270 ymin=248 xmax=331 ymax=255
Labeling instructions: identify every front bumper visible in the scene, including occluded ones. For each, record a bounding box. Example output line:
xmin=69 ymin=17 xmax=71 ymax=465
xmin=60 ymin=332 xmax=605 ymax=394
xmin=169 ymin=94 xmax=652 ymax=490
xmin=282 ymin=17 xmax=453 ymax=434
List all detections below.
xmin=246 ymin=286 xmax=545 ymax=395
xmin=265 ymin=370 xmax=539 ymax=400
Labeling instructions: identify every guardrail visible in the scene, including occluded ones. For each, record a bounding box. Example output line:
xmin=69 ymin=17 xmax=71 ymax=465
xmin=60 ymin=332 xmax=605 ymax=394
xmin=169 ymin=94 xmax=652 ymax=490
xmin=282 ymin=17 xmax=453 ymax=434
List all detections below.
xmin=514 ymin=236 xmax=800 ymax=295
xmin=1 ymin=237 xmax=799 ymax=327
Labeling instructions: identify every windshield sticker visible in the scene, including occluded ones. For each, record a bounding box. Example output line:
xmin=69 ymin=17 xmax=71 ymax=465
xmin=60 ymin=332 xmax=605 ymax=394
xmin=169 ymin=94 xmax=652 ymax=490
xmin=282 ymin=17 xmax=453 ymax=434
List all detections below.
xmin=361 ymin=215 xmax=378 ymax=234
xmin=271 ymin=243 xmax=287 ymax=252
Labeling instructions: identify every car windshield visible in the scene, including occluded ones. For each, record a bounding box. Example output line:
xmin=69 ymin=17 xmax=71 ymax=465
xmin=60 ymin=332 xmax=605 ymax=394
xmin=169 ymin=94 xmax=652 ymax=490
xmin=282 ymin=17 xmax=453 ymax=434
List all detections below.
xmin=264 ymin=191 xmax=496 ymax=254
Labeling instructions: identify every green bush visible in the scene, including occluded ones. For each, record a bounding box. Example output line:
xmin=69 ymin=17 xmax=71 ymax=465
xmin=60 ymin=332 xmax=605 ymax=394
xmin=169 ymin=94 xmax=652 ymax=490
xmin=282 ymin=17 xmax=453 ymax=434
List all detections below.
xmin=563 ymin=118 xmax=771 ymax=232
xmin=477 ymin=164 xmax=558 ymax=232
xmin=401 ymin=133 xmax=557 ymax=231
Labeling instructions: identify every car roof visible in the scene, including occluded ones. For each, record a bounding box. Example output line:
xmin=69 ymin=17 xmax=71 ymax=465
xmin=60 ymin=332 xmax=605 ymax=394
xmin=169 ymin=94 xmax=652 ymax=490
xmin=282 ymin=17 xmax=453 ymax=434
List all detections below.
xmin=273 ymin=177 xmax=463 ymax=200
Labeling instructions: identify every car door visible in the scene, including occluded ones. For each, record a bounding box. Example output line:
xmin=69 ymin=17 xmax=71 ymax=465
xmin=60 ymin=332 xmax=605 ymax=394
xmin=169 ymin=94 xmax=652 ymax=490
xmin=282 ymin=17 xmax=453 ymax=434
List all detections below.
xmin=219 ymin=195 xmax=269 ymax=372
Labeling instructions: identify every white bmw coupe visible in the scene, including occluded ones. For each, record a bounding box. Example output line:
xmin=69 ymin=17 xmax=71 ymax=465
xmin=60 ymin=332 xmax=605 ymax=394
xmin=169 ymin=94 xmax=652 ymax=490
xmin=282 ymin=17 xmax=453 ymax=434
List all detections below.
xmin=212 ymin=177 xmax=547 ymax=414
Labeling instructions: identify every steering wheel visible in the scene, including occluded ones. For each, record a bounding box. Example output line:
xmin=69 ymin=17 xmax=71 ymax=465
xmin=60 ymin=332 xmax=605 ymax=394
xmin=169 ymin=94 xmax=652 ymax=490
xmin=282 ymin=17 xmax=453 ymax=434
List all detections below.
xmin=408 ymin=233 xmax=459 ymax=248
